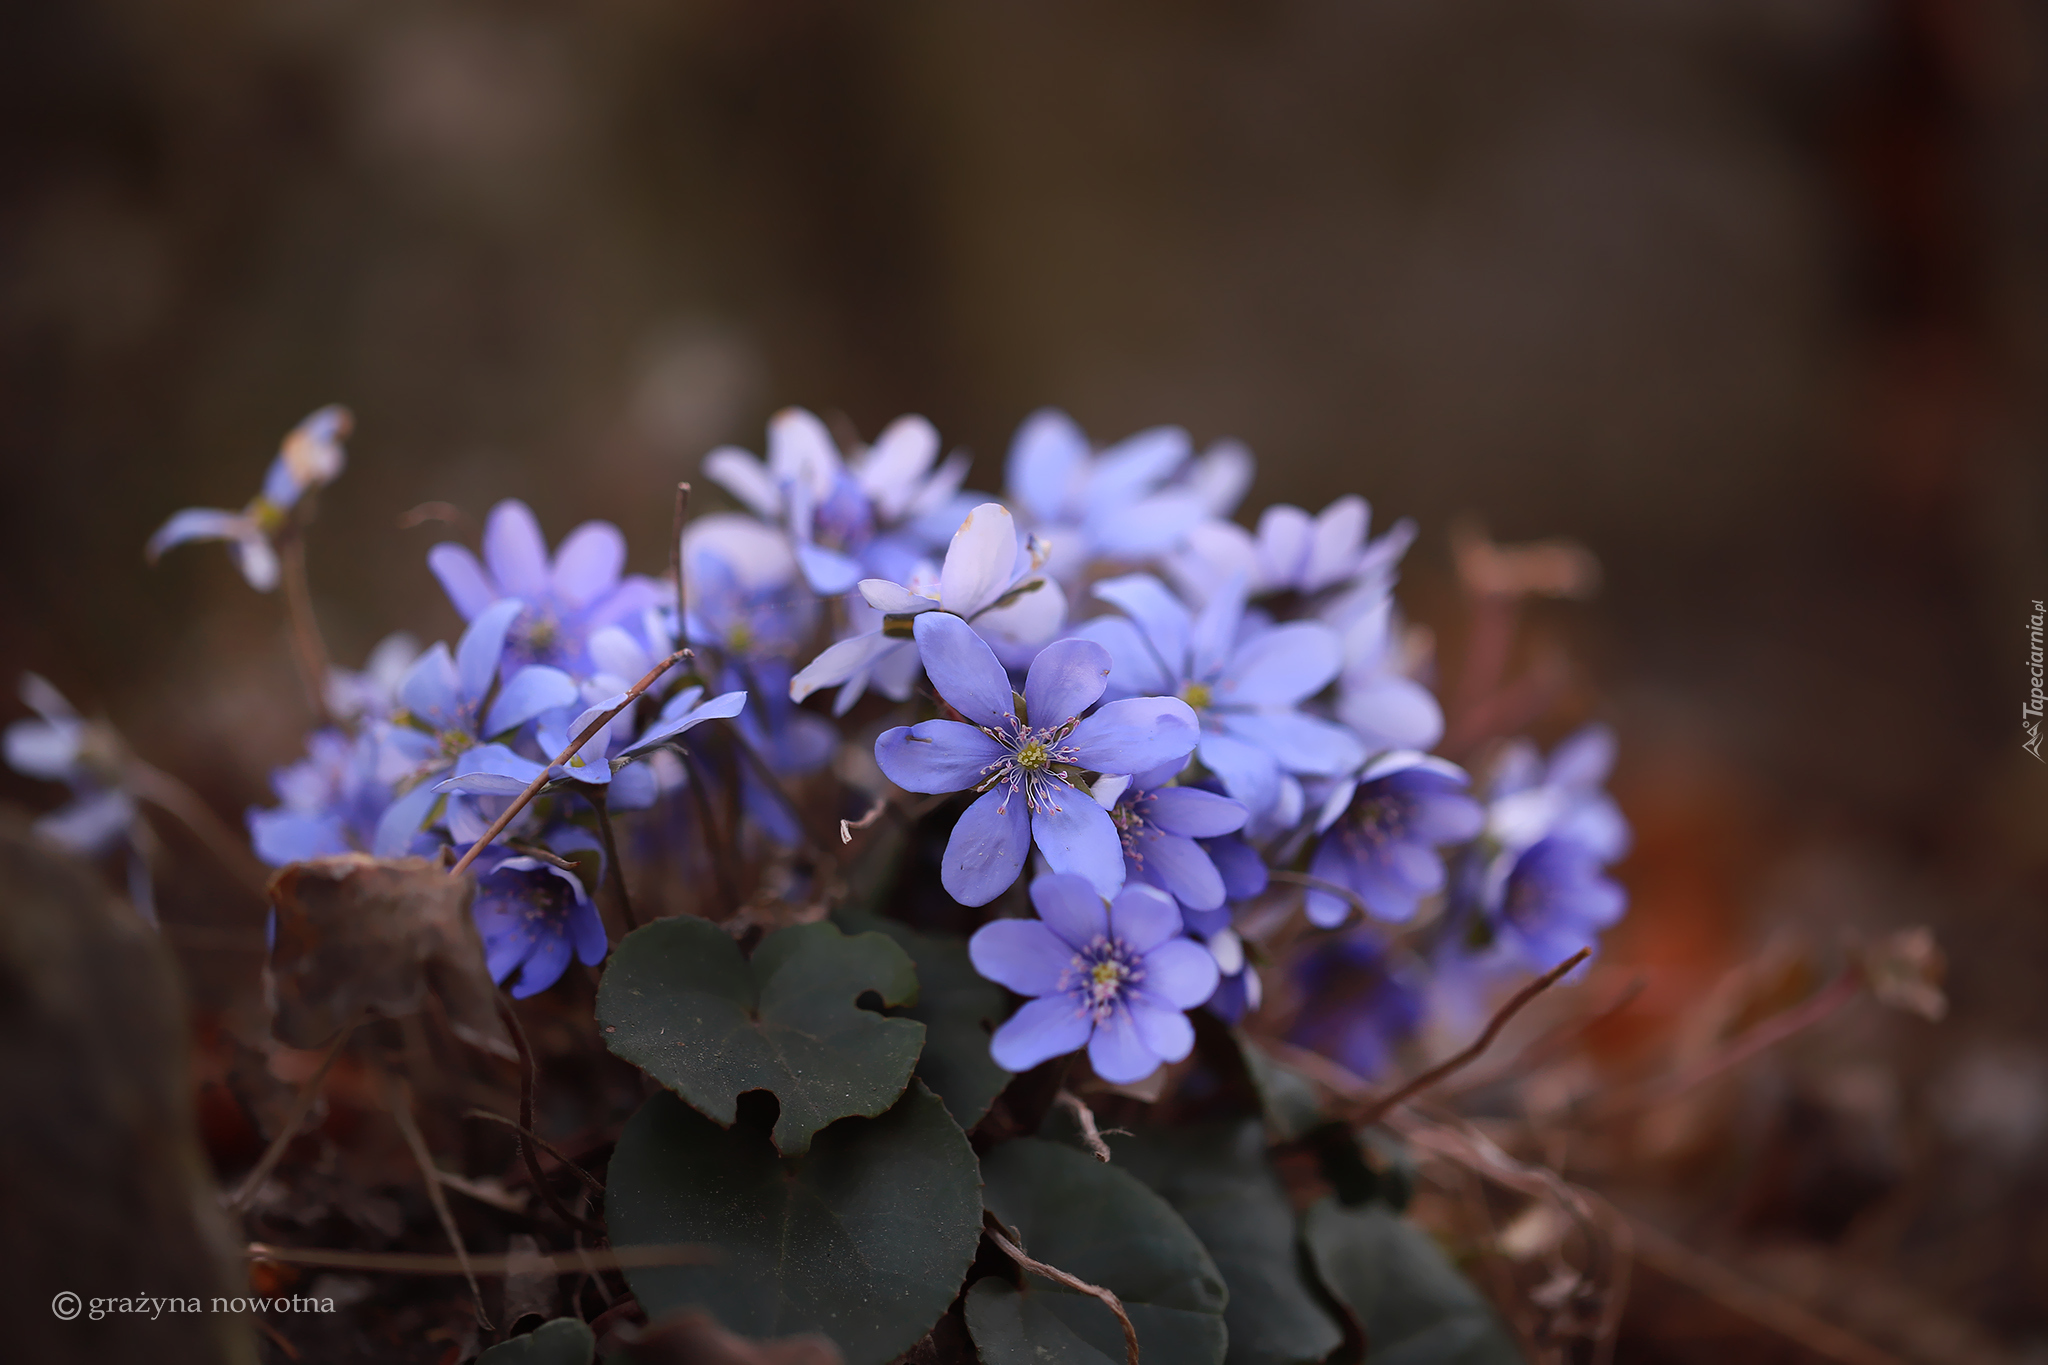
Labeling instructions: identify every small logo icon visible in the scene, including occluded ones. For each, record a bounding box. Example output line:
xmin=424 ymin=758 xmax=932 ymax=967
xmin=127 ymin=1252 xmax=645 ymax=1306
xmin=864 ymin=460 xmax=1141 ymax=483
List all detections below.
xmin=2027 ymin=720 xmax=2044 ymax=763
xmin=51 ymin=1292 xmax=81 ymax=1321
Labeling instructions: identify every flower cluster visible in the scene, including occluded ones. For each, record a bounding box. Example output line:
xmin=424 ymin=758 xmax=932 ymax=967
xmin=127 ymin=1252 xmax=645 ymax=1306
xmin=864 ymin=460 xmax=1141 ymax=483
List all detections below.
xmin=11 ymin=401 xmax=1631 ymax=1086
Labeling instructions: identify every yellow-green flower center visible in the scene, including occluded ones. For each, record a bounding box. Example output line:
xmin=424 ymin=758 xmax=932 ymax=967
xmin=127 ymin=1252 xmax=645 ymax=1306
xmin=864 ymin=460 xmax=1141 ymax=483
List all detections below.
xmin=1180 ymin=680 xmax=1213 ymax=711
xmin=1090 ymin=959 xmax=1124 ymax=989
xmin=1015 ymin=739 xmax=1051 ymax=770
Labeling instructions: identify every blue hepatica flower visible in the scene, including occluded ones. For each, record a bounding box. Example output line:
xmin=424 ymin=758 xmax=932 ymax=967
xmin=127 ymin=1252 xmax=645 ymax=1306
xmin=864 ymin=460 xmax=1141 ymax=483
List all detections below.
xmin=1079 ymin=572 xmax=1362 ymax=818
xmin=1005 ymin=409 xmax=1249 ymax=587
xmin=248 ymin=728 xmax=395 ymax=865
xmin=792 ymin=502 xmax=1067 ymax=713
xmin=1477 ymin=726 xmax=1630 ymax=971
xmin=4 ymin=673 xmax=155 ymax=918
xmin=1322 ymin=580 xmax=1445 ymax=755
xmin=873 ymin=613 xmax=1198 ymax=906
xmin=374 ymin=598 xmax=580 ymax=854
xmin=429 ymin=499 xmax=667 ymax=675
xmin=704 ymin=407 xmax=968 ymax=595
xmin=470 ymin=839 xmax=609 ymax=998
xmin=1287 ymin=929 xmax=1426 ymax=1080
xmin=1096 ymin=761 xmax=1249 ymax=914
xmin=146 ymin=406 xmax=350 ymax=591
xmin=680 ymin=514 xmax=818 ymax=663
xmin=970 ymin=873 xmax=1220 ymax=1084
xmin=1168 ymin=495 xmax=1415 ymax=604
xmin=1304 ymin=752 xmax=1484 ymax=928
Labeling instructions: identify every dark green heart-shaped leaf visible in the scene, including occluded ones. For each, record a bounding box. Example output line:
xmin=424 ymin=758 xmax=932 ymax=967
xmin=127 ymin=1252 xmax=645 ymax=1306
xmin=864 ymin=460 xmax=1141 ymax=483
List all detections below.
xmin=476 ymin=1317 xmax=594 ymax=1365
xmin=1302 ymin=1199 xmax=1521 ymax=1364
xmin=598 ymin=916 xmax=925 ymax=1154
xmin=1109 ymin=1122 xmax=1344 ymax=1365
xmin=969 ymin=1137 xmax=1228 ymax=1365
xmin=836 ymin=907 xmax=1012 ymax=1128
xmin=606 ymin=1083 xmax=982 ymax=1365
xmin=1233 ymin=1031 xmax=1326 ymax=1142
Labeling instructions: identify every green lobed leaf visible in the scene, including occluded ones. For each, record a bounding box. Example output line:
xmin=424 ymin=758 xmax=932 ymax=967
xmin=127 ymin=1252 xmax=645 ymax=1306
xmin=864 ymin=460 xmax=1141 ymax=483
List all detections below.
xmin=476 ymin=1317 xmax=594 ymax=1365
xmin=836 ymin=907 xmax=1012 ymax=1129
xmin=1301 ymin=1199 xmax=1521 ymax=1364
xmin=597 ymin=915 xmax=925 ymax=1154
xmin=606 ymin=1082 xmax=983 ymax=1365
xmin=1108 ymin=1122 xmax=1345 ymax=1365
xmin=968 ymin=1137 xmax=1229 ymax=1365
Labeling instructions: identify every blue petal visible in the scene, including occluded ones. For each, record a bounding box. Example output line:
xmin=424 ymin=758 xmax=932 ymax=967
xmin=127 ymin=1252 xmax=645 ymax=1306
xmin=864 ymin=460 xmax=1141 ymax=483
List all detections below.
xmin=1188 ymin=574 xmax=1247 ymax=683
xmin=458 ymin=598 xmax=526 ymax=709
xmin=372 ymin=782 xmax=442 ymax=858
xmin=1107 ymin=882 xmax=1182 ymax=953
xmin=1133 ymin=828 xmax=1224 ymax=911
xmin=435 ymin=772 xmax=530 ymax=796
xmin=1089 ymin=426 xmax=1189 ymax=506
xmin=790 ymin=631 xmax=899 ymax=702
xmin=36 ymin=790 xmax=136 ymax=855
xmin=990 ymin=993 xmax=1093 ymax=1072
xmin=1023 ymin=637 xmax=1111 ymax=729
xmin=874 ymin=720 xmax=1005 ymax=794
xmin=484 ymin=665 xmax=579 ymax=738
xmin=1145 ymin=786 xmax=1246 ymax=838
xmin=398 ymin=643 xmax=462 ymax=727
xmin=482 ymin=500 xmax=552 ymax=600
xmin=1087 ymin=1004 xmax=1158 ymax=1085
xmin=1216 ymin=708 xmax=1364 ymax=777
xmin=1140 ymin=938 xmax=1222 ymax=1009
xmin=1217 ymin=622 xmax=1343 ymax=706
xmin=427 ymin=543 xmax=496 ymax=620
xmin=1093 ymin=573 xmax=1193 ymax=677
xmin=942 ymin=784 xmax=1031 ymax=906
xmin=1198 ymin=731 xmax=1281 ymax=816
xmin=1067 ymin=697 xmax=1198 ymax=775
xmin=510 ymin=929 xmax=573 ymax=998
xmin=1006 ymin=409 xmax=1089 ymax=524
xmin=796 ymin=542 xmax=863 ymax=596
xmin=1206 ymin=834 xmax=1269 ymax=900
xmin=146 ymin=506 xmax=245 ymax=558
xmin=621 ymin=688 xmax=747 ymax=757
xmin=1073 ymin=617 xmax=1173 ymax=698
xmin=1090 ymin=490 xmax=1207 ymax=558
xmin=1126 ymin=994 xmax=1198 ymax=1064
xmin=1029 ymin=872 xmax=1111 ymax=948
xmin=937 ymin=502 xmax=1019 ymax=618
xmin=1030 ymin=790 xmax=1124 ymax=898
xmin=969 ymin=918 xmax=1074 ymax=996
xmin=913 ymin=611 xmax=1016 ymax=729
xmin=550 ymin=521 xmax=625 ymax=608
xmin=570 ymin=897 xmax=610 ymax=965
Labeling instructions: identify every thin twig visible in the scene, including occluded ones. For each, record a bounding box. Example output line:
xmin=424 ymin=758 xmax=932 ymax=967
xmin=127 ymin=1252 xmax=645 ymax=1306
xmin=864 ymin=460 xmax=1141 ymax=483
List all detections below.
xmin=464 ymin=1109 xmax=607 ymax=1198
xmin=1624 ymin=1218 xmax=1905 ymax=1365
xmin=1446 ymin=974 xmax=1646 ymax=1097
xmin=840 ymin=794 xmax=889 ymax=846
xmin=226 ymin=1025 xmax=354 ymax=1212
xmin=983 ymin=1213 xmax=1139 ymax=1365
xmin=247 ymin=1243 xmax=713 ymax=1276
xmin=1590 ymin=969 xmax=1863 ymax=1122
xmin=449 ymin=648 xmax=690 ymax=878
xmin=1264 ymin=869 xmax=1383 ymax=933
xmin=436 ymin=1169 xmax=531 ymax=1215
xmin=588 ymin=788 xmax=639 ymax=932
xmin=506 ymin=840 xmax=578 ymax=872
xmin=376 ymin=1065 xmax=490 ymax=1328
xmin=1348 ymin=948 xmax=1591 ymax=1127
xmin=677 ymin=745 xmax=741 ymax=913
xmin=1055 ymin=1090 xmax=1115 ymax=1163
xmin=125 ymin=759 xmax=272 ymax=897
xmin=277 ymin=528 xmax=333 ymax=725
xmin=669 ymin=483 xmax=691 ymax=599
xmin=493 ymin=995 xmax=606 ymax=1235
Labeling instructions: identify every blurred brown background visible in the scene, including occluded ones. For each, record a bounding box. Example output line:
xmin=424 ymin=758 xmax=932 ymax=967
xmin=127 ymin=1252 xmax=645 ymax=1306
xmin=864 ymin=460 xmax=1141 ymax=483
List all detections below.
xmin=3 ymin=1 xmax=2046 ymax=1359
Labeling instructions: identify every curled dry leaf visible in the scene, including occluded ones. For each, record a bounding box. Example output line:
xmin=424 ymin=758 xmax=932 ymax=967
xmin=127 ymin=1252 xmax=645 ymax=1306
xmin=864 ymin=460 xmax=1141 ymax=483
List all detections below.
xmin=265 ymin=854 xmax=513 ymax=1058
